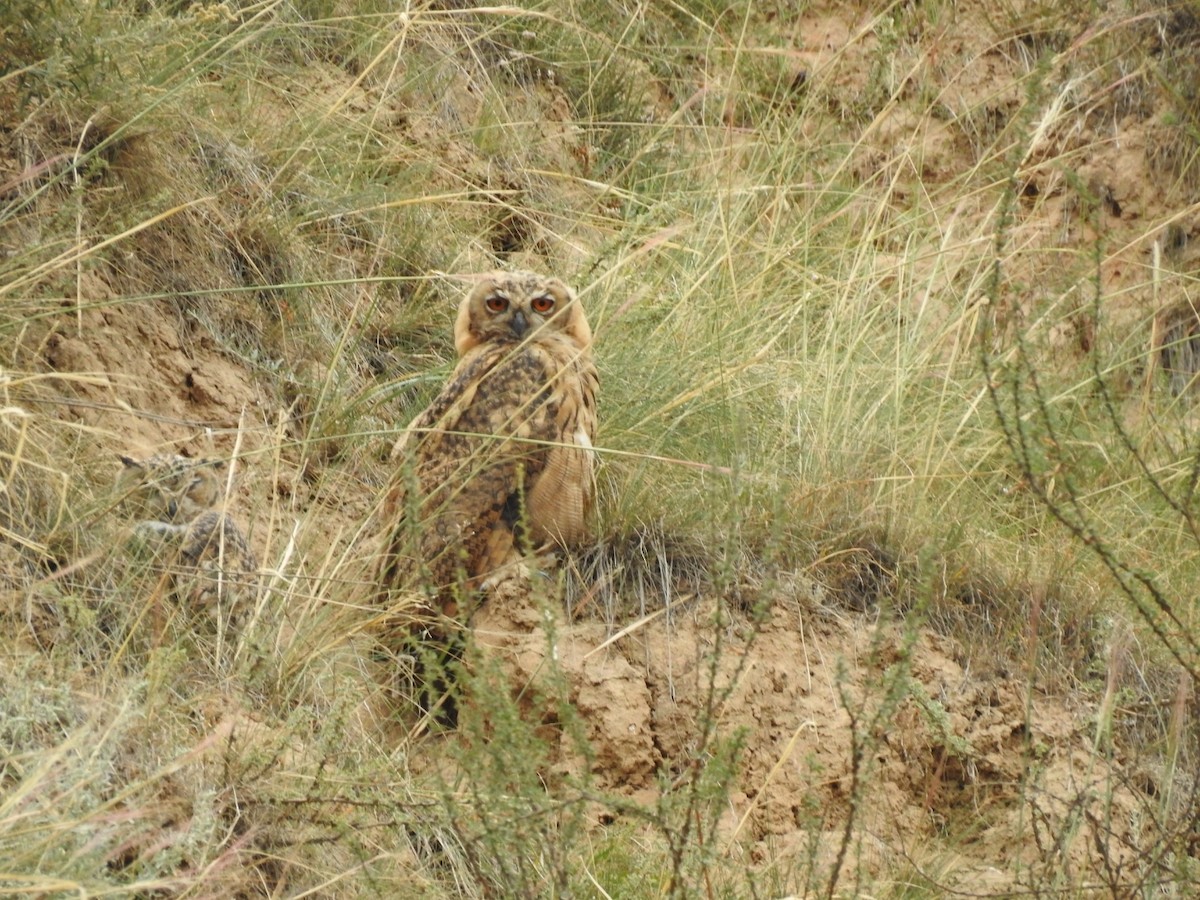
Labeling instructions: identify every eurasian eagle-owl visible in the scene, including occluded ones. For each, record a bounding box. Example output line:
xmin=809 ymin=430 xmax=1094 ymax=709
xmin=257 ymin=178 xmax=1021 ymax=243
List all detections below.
xmin=374 ymin=271 xmax=599 ymax=712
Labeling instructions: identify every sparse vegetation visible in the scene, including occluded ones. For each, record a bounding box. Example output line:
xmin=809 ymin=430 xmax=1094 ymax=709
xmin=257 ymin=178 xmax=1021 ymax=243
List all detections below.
xmin=2 ymin=0 xmax=1199 ymax=895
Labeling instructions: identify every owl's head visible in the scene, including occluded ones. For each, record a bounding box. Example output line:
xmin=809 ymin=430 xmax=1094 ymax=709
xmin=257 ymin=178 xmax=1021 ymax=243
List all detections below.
xmin=117 ymin=454 xmax=224 ymax=523
xmin=453 ymin=271 xmax=592 ymax=356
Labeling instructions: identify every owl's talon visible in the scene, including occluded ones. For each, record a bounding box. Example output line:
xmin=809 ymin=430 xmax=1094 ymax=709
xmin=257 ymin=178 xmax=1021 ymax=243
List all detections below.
xmin=479 ymin=560 xmax=532 ymax=594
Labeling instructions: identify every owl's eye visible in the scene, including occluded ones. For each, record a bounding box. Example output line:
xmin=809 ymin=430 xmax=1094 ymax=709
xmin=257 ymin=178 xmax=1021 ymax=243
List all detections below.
xmin=530 ymin=295 xmax=555 ymax=314
xmin=485 ymin=295 xmax=509 ymax=313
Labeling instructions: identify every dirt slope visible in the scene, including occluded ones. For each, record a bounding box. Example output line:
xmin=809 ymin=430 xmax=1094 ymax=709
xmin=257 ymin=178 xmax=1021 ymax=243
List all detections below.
xmin=456 ymin=570 xmax=1159 ymax=891
xmin=5 ymin=0 xmax=1197 ymax=893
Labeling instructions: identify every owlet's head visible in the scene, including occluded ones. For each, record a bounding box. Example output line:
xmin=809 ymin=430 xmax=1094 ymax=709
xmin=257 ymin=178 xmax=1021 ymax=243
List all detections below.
xmin=116 ymin=454 xmax=224 ymax=523
xmin=453 ymin=270 xmax=592 ymax=357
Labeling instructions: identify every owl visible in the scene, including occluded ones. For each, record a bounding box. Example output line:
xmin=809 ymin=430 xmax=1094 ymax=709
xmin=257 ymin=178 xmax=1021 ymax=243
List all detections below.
xmin=116 ymin=454 xmax=259 ymax=613
xmin=374 ymin=271 xmax=599 ymax=713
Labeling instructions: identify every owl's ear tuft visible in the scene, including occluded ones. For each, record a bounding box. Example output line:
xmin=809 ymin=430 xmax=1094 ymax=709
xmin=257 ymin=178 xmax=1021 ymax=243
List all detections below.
xmin=454 ymin=279 xmax=491 ymax=356
xmin=560 ymin=288 xmax=592 ymax=349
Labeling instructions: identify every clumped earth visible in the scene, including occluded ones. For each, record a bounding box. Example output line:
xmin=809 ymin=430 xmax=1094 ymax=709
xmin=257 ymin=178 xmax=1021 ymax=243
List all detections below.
xmin=3 ymin=0 xmax=1198 ymax=894
xmin=412 ymin=568 xmax=1163 ymax=892
xmin=16 ymin=298 xmax=1173 ymax=890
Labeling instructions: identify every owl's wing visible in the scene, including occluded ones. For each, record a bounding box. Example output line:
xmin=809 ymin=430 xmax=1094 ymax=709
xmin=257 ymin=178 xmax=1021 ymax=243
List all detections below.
xmin=377 ymin=357 xmax=489 ymax=612
xmin=388 ymin=356 xmax=487 ymax=461
xmin=526 ymin=356 xmax=598 ymax=546
xmin=380 ymin=343 xmax=563 ymax=609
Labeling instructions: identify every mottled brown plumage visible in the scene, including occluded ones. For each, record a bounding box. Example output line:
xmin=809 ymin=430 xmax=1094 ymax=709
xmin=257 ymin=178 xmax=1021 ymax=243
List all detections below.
xmin=116 ymin=454 xmax=259 ymax=612
xmin=375 ymin=270 xmax=599 ymax=631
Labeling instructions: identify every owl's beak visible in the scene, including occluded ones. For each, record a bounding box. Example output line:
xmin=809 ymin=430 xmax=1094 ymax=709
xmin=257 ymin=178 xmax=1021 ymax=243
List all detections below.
xmin=510 ymin=310 xmax=528 ymax=338
xmin=167 ymin=499 xmax=179 ymax=519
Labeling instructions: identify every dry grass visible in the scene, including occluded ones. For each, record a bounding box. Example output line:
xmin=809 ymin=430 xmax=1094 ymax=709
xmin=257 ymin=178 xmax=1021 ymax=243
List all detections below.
xmin=2 ymin=0 xmax=1199 ymax=895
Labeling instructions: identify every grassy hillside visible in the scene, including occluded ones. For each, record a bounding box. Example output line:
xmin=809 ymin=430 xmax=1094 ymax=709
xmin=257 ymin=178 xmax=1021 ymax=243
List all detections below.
xmin=2 ymin=0 xmax=1199 ymax=895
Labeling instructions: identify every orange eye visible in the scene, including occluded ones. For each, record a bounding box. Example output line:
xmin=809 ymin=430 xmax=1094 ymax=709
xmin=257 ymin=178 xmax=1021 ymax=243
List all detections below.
xmin=485 ymin=295 xmax=509 ymax=313
xmin=530 ymin=295 xmax=555 ymax=314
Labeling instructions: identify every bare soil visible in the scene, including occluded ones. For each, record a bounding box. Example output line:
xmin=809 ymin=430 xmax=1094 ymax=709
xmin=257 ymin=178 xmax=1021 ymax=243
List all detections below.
xmin=456 ymin=570 xmax=1155 ymax=891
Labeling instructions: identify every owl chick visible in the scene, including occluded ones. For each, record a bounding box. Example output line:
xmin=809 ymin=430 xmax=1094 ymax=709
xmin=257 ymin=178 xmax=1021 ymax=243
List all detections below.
xmin=375 ymin=271 xmax=599 ymax=713
xmin=117 ymin=454 xmax=259 ymax=613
